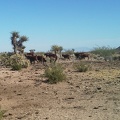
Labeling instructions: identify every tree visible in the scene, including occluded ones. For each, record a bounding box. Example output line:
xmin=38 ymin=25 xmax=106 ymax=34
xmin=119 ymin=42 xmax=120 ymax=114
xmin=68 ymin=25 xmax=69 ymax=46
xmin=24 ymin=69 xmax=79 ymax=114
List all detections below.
xmin=11 ymin=31 xmax=19 ymax=54
xmin=10 ymin=31 xmax=28 ymax=54
xmin=58 ymin=46 xmax=63 ymax=57
xmin=51 ymin=45 xmax=64 ymax=56
xmin=64 ymin=49 xmax=74 ymax=55
xmin=51 ymin=45 xmax=59 ymax=54
xmin=17 ymin=36 xmax=28 ymax=53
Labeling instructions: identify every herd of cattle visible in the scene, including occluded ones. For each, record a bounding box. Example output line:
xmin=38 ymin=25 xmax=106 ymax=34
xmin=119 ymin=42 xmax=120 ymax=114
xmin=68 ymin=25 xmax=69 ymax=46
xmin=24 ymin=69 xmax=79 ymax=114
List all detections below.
xmin=25 ymin=52 xmax=90 ymax=65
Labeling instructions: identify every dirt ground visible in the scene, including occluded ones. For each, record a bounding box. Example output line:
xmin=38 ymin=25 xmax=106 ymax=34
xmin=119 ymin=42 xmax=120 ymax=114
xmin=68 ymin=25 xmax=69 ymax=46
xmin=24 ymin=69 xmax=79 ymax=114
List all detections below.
xmin=0 ymin=60 xmax=120 ymax=120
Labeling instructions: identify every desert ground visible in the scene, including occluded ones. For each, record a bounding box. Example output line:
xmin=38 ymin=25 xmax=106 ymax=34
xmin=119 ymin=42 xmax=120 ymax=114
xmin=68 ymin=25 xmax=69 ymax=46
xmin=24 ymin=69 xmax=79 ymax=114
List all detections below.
xmin=0 ymin=59 xmax=120 ymax=120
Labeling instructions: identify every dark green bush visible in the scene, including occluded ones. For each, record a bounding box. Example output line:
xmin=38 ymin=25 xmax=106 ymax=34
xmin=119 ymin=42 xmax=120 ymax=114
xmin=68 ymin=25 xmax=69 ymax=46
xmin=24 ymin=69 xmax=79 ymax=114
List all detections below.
xmin=44 ymin=64 xmax=66 ymax=84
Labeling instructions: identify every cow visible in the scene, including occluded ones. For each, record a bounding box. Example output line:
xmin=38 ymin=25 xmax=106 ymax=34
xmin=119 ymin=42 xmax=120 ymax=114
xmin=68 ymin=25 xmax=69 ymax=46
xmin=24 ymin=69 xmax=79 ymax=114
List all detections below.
xmin=25 ymin=54 xmax=38 ymax=64
xmin=74 ymin=52 xmax=89 ymax=60
xmin=79 ymin=52 xmax=89 ymax=60
xmin=26 ymin=52 xmax=34 ymax=56
xmin=74 ymin=52 xmax=80 ymax=59
xmin=44 ymin=53 xmax=57 ymax=63
xmin=37 ymin=55 xmax=47 ymax=65
xmin=62 ymin=54 xmax=70 ymax=60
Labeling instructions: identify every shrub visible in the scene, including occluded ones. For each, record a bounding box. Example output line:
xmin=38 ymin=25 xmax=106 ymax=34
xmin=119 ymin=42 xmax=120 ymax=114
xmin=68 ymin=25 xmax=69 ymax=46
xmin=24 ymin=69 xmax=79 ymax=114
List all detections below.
xmin=11 ymin=63 xmax=22 ymax=71
xmin=0 ymin=53 xmax=30 ymax=70
xmin=74 ymin=62 xmax=90 ymax=72
xmin=44 ymin=63 xmax=66 ymax=84
xmin=91 ymin=46 xmax=116 ymax=61
xmin=10 ymin=54 xmax=30 ymax=68
xmin=0 ymin=53 xmax=11 ymax=66
xmin=0 ymin=108 xmax=6 ymax=120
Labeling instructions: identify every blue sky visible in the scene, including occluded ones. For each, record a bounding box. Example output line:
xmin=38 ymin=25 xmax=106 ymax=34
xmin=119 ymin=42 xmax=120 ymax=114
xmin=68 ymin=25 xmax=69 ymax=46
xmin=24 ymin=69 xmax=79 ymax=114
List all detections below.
xmin=0 ymin=0 xmax=120 ymax=52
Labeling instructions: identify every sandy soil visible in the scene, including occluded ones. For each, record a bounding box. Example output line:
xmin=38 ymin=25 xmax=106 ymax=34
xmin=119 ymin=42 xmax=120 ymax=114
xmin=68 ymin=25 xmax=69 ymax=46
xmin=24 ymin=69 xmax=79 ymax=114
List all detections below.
xmin=0 ymin=60 xmax=120 ymax=120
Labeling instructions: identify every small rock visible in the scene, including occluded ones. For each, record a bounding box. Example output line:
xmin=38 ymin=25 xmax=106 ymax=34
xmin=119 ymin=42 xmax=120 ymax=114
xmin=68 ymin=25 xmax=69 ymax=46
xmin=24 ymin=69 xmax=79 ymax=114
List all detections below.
xmin=97 ymin=87 xmax=101 ymax=90
xmin=93 ymin=107 xmax=99 ymax=109
xmin=18 ymin=80 xmax=23 ymax=82
xmin=17 ymin=93 xmax=22 ymax=96
xmin=35 ymin=111 xmax=39 ymax=114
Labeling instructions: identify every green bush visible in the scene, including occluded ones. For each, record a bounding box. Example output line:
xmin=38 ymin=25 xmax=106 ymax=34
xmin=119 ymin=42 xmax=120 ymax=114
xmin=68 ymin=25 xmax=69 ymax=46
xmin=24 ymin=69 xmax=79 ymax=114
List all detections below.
xmin=0 ymin=109 xmax=6 ymax=120
xmin=44 ymin=64 xmax=66 ymax=84
xmin=10 ymin=54 xmax=30 ymax=68
xmin=74 ymin=62 xmax=90 ymax=72
xmin=91 ymin=46 xmax=116 ymax=59
xmin=0 ymin=53 xmax=11 ymax=66
xmin=11 ymin=63 xmax=22 ymax=71
xmin=0 ymin=53 xmax=30 ymax=70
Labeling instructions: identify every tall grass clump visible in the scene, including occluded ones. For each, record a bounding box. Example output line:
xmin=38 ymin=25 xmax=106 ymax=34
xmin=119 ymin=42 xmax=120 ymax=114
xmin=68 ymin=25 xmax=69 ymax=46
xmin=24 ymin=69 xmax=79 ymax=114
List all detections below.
xmin=44 ymin=63 xmax=66 ymax=84
xmin=74 ymin=62 xmax=90 ymax=72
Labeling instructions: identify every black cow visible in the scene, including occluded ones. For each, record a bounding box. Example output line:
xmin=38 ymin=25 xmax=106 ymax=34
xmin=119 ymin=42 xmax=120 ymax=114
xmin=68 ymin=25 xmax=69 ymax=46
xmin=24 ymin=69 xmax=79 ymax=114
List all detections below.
xmin=25 ymin=55 xmax=38 ymax=64
xmin=26 ymin=52 xmax=34 ymax=56
xmin=44 ymin=53 xmax=57 ymax=63
xmin=74 ymin=52 xmax=80 ymax=59
xmin=79 ymin=52 xmax=89 ymax=60
xmin=74 ymin=52 xmax=89 ymax=60
xmin=37 ymin=55 xmax=47 ymax=65
xmin=62 ymin=54 xmax=70 ymax=60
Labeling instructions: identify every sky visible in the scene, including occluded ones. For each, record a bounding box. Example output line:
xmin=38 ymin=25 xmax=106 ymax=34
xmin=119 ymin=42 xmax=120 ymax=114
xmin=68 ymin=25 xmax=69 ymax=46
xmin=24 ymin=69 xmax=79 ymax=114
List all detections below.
xmin=0 ymin=0 xmax=120 ymax=52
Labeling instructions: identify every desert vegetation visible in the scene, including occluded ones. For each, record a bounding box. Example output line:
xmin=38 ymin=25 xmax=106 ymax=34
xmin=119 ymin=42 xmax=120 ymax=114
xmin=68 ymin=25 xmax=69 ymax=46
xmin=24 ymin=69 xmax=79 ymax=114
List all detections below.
xmin=74 ymin=61 xmax=91 ymax=72
xmin=0 ymin=31 xmax=120 ymax=119
xmin=44 ymin=63 xmax=66 ymax=84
